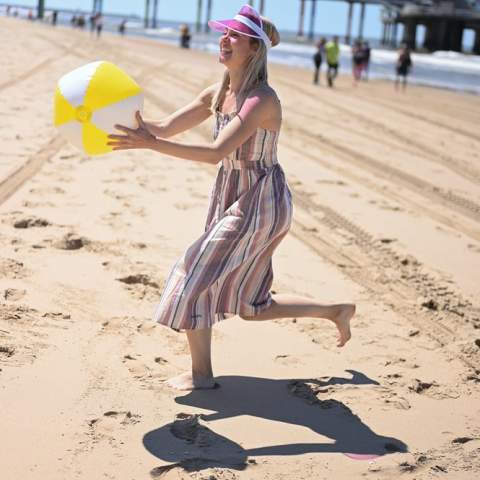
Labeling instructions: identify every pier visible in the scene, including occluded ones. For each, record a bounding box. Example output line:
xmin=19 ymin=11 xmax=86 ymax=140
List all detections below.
xmin=14 ymin=0 xmax=480 ymax=53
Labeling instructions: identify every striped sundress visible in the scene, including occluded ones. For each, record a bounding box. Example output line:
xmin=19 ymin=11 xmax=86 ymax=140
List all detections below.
xmin=153 ymin=108 xmax=293 ymax=331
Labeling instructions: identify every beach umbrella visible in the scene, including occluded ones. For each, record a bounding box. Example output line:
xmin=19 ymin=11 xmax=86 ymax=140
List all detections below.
xmin=54 ymin=61 xmax=143 ymax=156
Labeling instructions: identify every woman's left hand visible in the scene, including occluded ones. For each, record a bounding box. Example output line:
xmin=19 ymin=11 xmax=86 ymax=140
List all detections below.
xmin=107 ymin=111 xmax=156 ymax=151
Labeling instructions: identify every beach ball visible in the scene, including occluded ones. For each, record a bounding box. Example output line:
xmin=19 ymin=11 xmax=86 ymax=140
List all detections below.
xmin=54 ymin=61 xmax=143 ymax=156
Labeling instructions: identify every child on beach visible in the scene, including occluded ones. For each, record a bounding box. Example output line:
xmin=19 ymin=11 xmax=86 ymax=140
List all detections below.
xmin=107 ymin=5 xmax=355 ymax=391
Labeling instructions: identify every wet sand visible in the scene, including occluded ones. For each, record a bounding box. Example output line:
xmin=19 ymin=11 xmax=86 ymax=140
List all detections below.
xmin=1 ymin=17 xmax=479 ymax=480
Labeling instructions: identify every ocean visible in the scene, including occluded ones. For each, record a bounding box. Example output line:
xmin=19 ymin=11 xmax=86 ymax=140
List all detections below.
xmin=4 ymin=5 xmax=480 ymax=95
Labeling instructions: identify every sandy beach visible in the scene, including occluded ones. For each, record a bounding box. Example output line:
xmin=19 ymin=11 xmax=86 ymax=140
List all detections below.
xmin=1 ymin=16 xmax=480 ymax=479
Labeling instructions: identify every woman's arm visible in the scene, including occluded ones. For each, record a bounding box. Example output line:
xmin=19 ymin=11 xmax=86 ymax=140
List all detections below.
xmin=144 ymin=83 xmax=218 ymax=138
xmin=108 ymin=88 xmax=280 ymax=165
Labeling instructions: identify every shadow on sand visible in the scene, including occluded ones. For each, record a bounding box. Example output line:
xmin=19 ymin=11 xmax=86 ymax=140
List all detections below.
xmin=144 ymin=370 xmax=407 ymax=475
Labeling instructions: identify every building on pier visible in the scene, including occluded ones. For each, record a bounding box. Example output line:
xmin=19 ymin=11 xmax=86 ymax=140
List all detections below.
xmin=381 ymin=0 xmax=480 ymax=53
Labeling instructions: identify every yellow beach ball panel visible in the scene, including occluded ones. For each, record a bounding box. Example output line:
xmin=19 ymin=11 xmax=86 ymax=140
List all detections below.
xmin=54 ymin=61 xmax=143 ymax=156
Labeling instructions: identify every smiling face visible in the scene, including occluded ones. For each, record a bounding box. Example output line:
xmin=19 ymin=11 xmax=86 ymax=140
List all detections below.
xmin=219 ymin=29 xmax=258 ymax=69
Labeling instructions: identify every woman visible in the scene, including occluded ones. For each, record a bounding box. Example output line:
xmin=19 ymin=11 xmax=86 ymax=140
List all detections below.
xmin=351 ymin=40 xmax=365 ymax=86
xmin=108 ymin=5 xmax=355 ymax=391
xmin=313 ymin=37 xmax=326 ymax=85
xmin=395 ymin=45 xmax=412 ymax=91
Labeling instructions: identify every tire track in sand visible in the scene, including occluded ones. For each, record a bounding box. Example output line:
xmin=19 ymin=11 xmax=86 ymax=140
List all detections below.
xmin=289 ymin=121 xmax=480 ymax=225
xmin=278 ymin=77 xmax=480 ymax=186
xmin=147 ymin=60 xmax=480 ymax=241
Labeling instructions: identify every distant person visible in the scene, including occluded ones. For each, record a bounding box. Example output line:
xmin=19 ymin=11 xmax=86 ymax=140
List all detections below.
xmin=179 ymin=24 xmax=191 ymax=48
xmin=27 ymin=9 xmax=34 ymax=21
xmin=395 ymin=45 xmax=412 ymax=91
xmin=77 ymin=14 xmax=85 ymax=29
xmin=12 ymin=8 xmax=18 ymax=17
xmin=351 ymin=39 xmax=365 ymax=86
xmin=52 ymin=10 xmax=58 ymax=26
xmin=71 ymin=15 xmax=77 ymax=27
xmin=6 ymin=5 xmax=11 ymax=16
xmin=95 ymin=14 xmax=103 ymax=38
xmin=361 ymin=41 xmax=371 ymax=80
xmin=312 ymin=37 xmax=326 ymax=85
xmin=89 ymin=13 xmax=96 ymax=34
xmin=325 ymin=35 xmax=340 ymax=88
xmin=118 ymin=19 xmax=127 ymax=36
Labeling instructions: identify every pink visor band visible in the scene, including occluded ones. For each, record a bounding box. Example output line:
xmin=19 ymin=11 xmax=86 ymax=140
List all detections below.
xmin=208 ymin=9 xmax=271 ymax=50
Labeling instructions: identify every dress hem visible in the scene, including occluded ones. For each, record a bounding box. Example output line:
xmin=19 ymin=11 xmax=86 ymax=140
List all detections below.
xmin=156 ymin=295 xmax=273 ymax=332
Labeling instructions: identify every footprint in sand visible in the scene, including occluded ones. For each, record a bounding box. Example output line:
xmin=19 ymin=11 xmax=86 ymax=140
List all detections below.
xmin=87 ymin=410 xmax=141 ymax=440
xmin=29 ymin=186 xmax=65 ymax=195
xmin=316 ymin=179 xmax=347 ymax=186
xmin=149 ymin=414 xmax=246 ymax=478
xmin=116 ymin=273 xmax=162 ymax=301
xmin=3 ymin=288 xmax=26 ymax=301
xmin=122 ymin=353 xmax=173 ymax=385
xmin=0 ymin=345 xmax=16 ymax=359
xmin=0 ymin=257 xmax=28 ymax=279
xmin=54 ymin=233 xmax=87 ymax=250
xmin=103 ymin=189 xmax=134 ymax=201
xmin=274 ymin=354 xmax=302 ymax=366
xmin=103 ymin=177 xmax=127 ymax=184
xmin=173 ymin=202 xmax=199 ymax=211
xmin=13 ymin=216 xmax=50 ymax=229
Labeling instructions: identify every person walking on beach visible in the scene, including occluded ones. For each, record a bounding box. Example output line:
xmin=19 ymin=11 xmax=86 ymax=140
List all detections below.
xmin=395 ymin=44 xmax=412 ymax=91
xmin=362 ymin=41 xmax=371 ymax=80
xmin=118 ymin=19 xmax=127 ymax=36
xmin=95 ymin=13 xmax=103 ymax=38
xmin=325 ymin=35 xmax=340 ymax=88
xmin=107 ymin=4 xmax=355 ymax=391
xmin=313 ymin=37 xmax=326 ymax=85
xmin=89 ymin=13 xmax=96 ymax=35
xmin=351 ymin=39 xmax=365 ymax=86
xmin=179 ymin=24 xmax=191 ymax=49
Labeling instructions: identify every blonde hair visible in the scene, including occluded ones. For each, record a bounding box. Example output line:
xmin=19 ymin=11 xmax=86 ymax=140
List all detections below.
xmin=211 ymin=17 xmax=280 ymax=113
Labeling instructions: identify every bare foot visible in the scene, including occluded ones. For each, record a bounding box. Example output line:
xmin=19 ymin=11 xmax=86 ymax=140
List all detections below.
xmin=331 ymin=303 xmax=355 ymax=347
xmin=164 ymin=371 xmax=216 ymax=391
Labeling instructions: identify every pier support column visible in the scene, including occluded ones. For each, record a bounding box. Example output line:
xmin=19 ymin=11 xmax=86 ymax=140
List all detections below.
xmin=445 ymin=20 xmax=464 ymax=52
xmin=204 ymin=0 xmax=212 ymax=32
xmin=424 ymin=20 xmax=447 ymax=51
xmin=402 ymin=19 xmax=417 ymax=49
xmin=391 ymin=22 xmax=398 ymax=47
xmin=473 ymin=29 xmax=480 ymax=55
xmin=297 ymin=0 xmax=305 ymax=37
xmin=259 ymin=0 xmax=265 ymax=15
xmin=144 ymin=0 xmax=150 ymax=28
xmin=381 ymin=21 xmax=387 ymax=45
xmin=37 ymin=0 xmax=45 ymax=18
xmin=152 ymin=0 xmax=158 ymax=28
xmin=345 ymin=1 xmax=353 ymax=45
xmin=358 ymin=2 xmax=366 ymax=40
xmin=196 ymin=0 xmax=203 ymax=33
xmin=308 ymin=0 xmax=317 ymax=41
xmin=423 ymin=22 xmax=435 ymax=51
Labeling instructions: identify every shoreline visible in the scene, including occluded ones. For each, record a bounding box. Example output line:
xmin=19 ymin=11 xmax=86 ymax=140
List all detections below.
xmin=2 ymin=10 xmax=480 ymax=95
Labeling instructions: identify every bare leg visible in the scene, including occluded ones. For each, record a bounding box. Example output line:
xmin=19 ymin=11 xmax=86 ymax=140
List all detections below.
xmin=241 ymin=294 xmax=355 ymax=347
xmin=164 ymin=328 xmax=216 ymax=390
